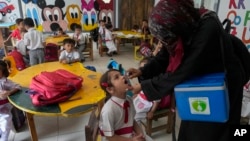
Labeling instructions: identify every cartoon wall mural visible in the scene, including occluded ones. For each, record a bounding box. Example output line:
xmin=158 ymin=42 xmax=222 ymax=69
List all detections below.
xmin=0 ymin=0 xmax=22 ymax=23
xmin=0 ymin=0 xmax=115 ymax=32
xmin=81 ymin=0 xmax=98 ymax=31
xmin=37 ymin=0 xmax=67 ymax=32
xmin=96 ymin=0 xmax=114 ymax=25
xmin=65 ymin=4 xmax=82 ymax=31
xmin=22 ymin=0 xmax=43 ymax=31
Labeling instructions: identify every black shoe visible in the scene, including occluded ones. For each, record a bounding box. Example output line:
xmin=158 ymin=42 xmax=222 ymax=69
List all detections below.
xmin=106 ymin=52 xmax=113 ymax=57
xmin=113 ymin=51 xmax=118 ymax=55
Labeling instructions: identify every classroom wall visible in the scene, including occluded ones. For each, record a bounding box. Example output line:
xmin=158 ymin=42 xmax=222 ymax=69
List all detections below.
xmin=0 ymin=0 xmax=22 ymax=22
xmin=218 ymin=0 xmax=250 ymax=49
xmin=2 ymin=0 xmax=114 ymax=32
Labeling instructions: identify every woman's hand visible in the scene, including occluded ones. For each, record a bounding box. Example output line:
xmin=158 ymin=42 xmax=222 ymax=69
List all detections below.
xmin=126 ymin=68 xmax=142 ymax=79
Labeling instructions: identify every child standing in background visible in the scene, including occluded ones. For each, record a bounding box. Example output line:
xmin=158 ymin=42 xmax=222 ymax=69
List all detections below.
xmin=23 ymin=18 xmax=45 ymax=66
xmin=4 ymin=18 xmax=24 ymax=45
xmin=59 ymin=38 xmax=80 ymax=64
xmin=15 ymin=29 xmax=29 ymax=66
xmin=71 ymin=24 xmax=85 ymax=62
xmin=0 ymin=60 xmax=21 ymax=141
xmin=99 ymin=69 xmax=149 ymax=141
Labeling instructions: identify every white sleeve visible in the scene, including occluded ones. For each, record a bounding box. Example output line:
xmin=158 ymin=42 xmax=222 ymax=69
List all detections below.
xmin=99 ymin=108 xmax=115 ymax=137
xmin=4 ymin=79 xmax=21 ymax=90
xmin=105 ymin=30 xmax=112 ymax=40
xmin=73 ymin=51 xmax=80 ymax=60
xmin=59 ymin=51 xmax=66 ymax=60
xmin=79 ymin=34 xmax=85 ymax=44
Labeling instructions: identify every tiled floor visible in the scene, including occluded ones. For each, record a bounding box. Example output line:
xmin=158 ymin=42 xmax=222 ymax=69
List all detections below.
xmin=8 ymin=43 xmax=180 ymax=141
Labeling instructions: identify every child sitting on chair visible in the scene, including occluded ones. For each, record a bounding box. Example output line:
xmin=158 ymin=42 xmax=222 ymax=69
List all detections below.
xmin=133 ymin=58 xmax=161 ymax=121
xmin=104 ymin=23 xmax=117 ymax=57
xmin=99 ymin=69 xmax=152 ymax=141
xmin=55 ymin=27 xmax=66 ymax=37
xmin=0 ymin=60 xmax=21 ymax=141
xmin=59 ymin=38 xmax=80 ymax=64
xmin=71 ymin=24 xmax=85 ymax=62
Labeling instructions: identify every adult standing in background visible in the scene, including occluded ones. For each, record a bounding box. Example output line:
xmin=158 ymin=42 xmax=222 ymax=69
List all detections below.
xmin=127 ymin=0 xmax=244 ymax=141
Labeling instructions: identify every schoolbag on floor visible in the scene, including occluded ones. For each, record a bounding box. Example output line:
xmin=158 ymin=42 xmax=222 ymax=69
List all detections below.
xmin=29 ymin=69 xmax=83 ymax=106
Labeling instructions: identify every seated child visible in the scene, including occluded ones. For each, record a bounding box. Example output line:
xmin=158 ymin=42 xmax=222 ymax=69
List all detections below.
xmin=104 ymin=23 xmax=117 ymax=57
xmin=131 ymin=24 xmax=141 ymax=33
xmin=152 ymin=40 xmax=163 ymax=56
xmin=134 ymin=58 xmax=161 ymax=121
xmin=71 ymin=24 xmax=85 ymax=62
xmin=55 ymin=27 xmax=66 ymax=37
xmin=59 ymin=38 xmax=80 ymax=64
xmin=0 ymin=60 xmax=21 ymax=141
xmin=99 ymin=69 xmax=152 ymax=141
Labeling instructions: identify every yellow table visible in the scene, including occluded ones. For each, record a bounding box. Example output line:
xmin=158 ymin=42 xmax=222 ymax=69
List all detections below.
xmin=112 ymin=31 xmax=150 ymax=53
xmin=113 ymin=30 xmax=143 ymax=39
xmin=45 ymin=35 xmax=70 ymax=46
xmin=8 ymin=62 xmax=105 ymax=141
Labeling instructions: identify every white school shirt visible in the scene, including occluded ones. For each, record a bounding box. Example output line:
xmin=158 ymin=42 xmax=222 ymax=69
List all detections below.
xmin=99 ymin=96 xmax=135 ymax=141
xmin=104 ymin=29 xmax=116 ymax=52
xmin=71 ymin=33 xmax=85 ymax=45
xmin=98 ymin=26 xmax=105 ymax=35
xmin=15 ymin=39 xmax=27 ymax=56
xmin=0 ymin=77 xmax=21 ymax=138
xmin=24 ymin=28 xmax=44 ymax=50
xmin=59 ymin=50 xmax=80 ymax=61
xmin=0 ymin=77 xmax=21 ymax=104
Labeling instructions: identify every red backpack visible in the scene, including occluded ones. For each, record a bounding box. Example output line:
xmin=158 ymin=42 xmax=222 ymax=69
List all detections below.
xmin=29 ymin=69 xmax=83 ymax=106
xmin=8 ymin=50 xmax=26 ymax=71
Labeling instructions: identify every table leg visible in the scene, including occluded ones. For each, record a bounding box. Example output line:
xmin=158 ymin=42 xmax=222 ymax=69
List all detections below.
xmin=115 ymin=38 xmax=120 ymax=54
xmin=26 ymin=112 xmax=38 ymax=141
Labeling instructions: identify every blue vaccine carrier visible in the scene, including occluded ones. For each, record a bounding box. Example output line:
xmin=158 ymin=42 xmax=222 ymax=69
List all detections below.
xmin=174 ymin=73 xmax=229 ymax=122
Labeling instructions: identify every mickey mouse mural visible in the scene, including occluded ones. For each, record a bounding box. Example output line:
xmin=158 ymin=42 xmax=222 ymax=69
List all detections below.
xmin=37 ymin=0 xmax=67 ymax=32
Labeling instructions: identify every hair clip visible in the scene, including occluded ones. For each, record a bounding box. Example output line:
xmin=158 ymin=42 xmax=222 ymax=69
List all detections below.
xmin=101 ymin=82 xmax=109 ymax=87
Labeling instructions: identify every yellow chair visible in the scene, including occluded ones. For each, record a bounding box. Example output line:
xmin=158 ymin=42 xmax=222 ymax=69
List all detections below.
xmin=134 ymin=46 xmax=143 ymax=60
xmin=3 ymin=56 xmax=19 ymax=77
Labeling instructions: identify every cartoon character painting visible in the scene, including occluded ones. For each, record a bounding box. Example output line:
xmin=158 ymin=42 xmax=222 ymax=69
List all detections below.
xmin=96 ymin=0 xmax=114 ymax=25
xmin=37 ymin=0 xmax=67 ymax=32
xmin=81 ymin=0 xmax=98 ymax=31
xmin=65 ymin=4 xmax=82 ymax=31
xmin=23 ymin=1 xmax=43 ymax=31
